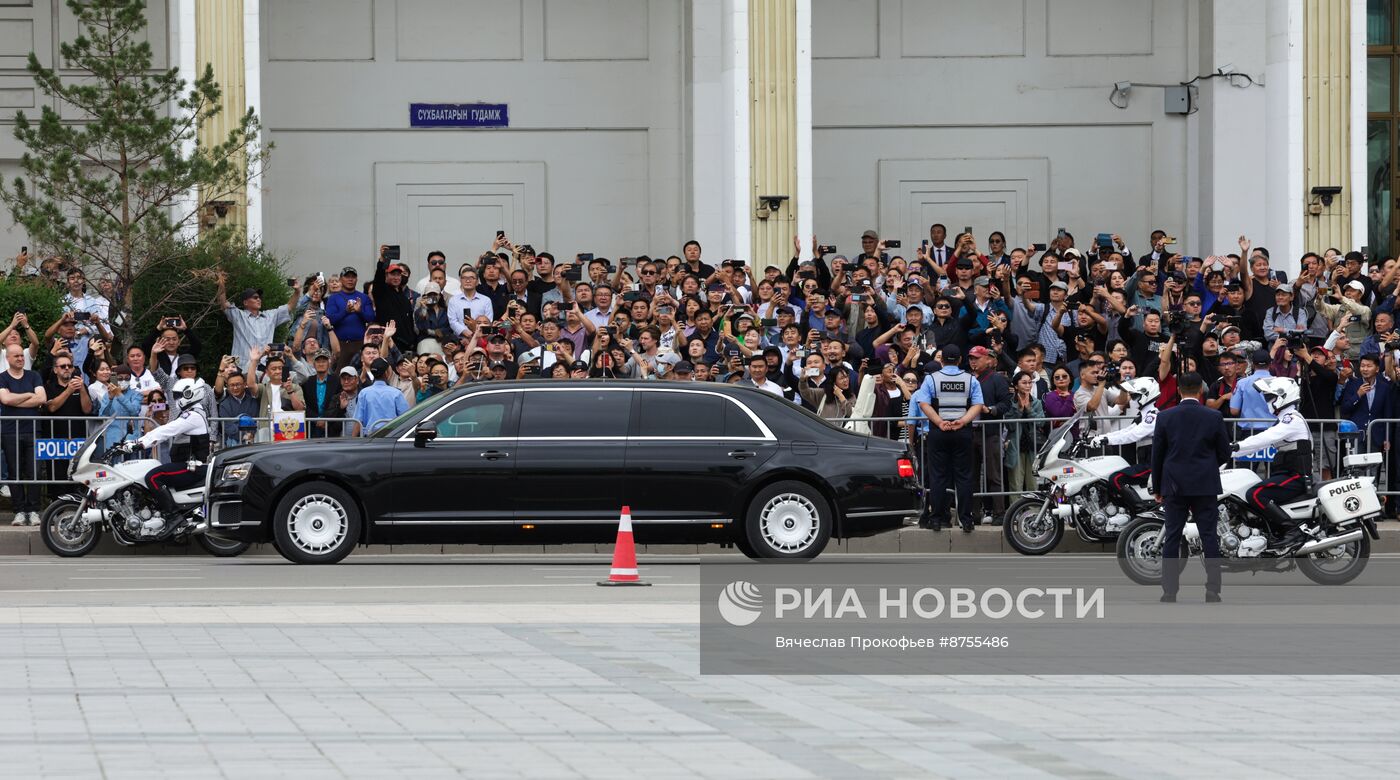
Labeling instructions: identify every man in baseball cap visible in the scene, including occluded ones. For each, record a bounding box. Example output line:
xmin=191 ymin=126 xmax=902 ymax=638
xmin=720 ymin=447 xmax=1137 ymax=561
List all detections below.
xmin=860 ymin=229 xmax=880 ymax=260
xmin=352 ymin=357 xmax=408 ymax=436
xmin=910 ymin=341 xmax=982 ymax=532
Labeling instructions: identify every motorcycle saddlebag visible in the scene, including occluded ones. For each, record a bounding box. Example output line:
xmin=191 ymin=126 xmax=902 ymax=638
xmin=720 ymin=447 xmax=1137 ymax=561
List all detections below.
xmin=1315 ymin=476 xmax=1382 ymax=523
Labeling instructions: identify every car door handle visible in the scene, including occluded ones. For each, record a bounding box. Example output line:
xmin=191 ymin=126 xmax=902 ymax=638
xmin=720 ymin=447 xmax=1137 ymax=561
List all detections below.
xmin=479 ymin=450 xmax=510 ymax=460
xmin=728 ymin=450 xmax=757 ymax=460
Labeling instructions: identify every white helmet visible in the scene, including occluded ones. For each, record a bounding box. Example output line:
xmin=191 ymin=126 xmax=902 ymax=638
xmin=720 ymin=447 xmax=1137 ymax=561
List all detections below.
xmin=171 ymin=377 xmax=208 ymax=414
xmin=1255 ymin=376 xmax=1300 ymax=415
xmin=1119 ymin=377 xmax=1161 ymax=409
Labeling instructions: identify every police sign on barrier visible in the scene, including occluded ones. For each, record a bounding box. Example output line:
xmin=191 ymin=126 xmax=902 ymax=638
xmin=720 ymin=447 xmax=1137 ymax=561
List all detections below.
xmin=35 ymin=438 xmax=84 ymax=460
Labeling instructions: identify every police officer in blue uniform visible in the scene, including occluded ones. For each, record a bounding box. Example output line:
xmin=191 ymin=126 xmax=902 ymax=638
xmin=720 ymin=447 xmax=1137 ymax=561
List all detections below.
xmin=910 ymin=344 xmax=985 ymax=532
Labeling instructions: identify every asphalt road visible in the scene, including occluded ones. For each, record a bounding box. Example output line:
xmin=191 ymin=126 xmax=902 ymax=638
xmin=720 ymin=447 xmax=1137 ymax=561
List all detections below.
xmin=4 ymin=555 xmax=1400 ymax=779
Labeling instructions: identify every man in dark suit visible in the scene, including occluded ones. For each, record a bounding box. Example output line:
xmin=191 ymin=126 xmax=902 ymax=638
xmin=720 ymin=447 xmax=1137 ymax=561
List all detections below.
xmin=299 ymin=349 xmax=339 ymax=439
xmin=1339 ymin=353 xmax=1391 ymax=453
xmin=1150 ymin=372 xmax=1233 ymax=602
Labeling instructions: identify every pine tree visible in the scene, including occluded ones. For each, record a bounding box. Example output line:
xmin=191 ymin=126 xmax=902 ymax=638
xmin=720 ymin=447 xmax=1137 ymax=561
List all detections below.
xmin=2 ymin=0 xmax=266 ymax=341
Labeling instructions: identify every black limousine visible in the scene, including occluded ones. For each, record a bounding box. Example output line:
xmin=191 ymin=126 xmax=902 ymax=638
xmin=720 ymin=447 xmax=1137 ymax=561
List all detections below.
xmin=205 ymin=380 xmax=919 ymax=563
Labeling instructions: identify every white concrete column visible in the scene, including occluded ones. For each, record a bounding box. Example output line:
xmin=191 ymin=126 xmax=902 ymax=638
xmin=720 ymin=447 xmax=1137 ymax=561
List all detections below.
xmin=689 ymin=1 xmax=723 ymax=253
xmin=1350 ymin=0 xmax=1367 ymax=251
xmin=1196 ymin=0 xmax=1268 ymax=258
xmin=172 ymin=0 xmax=198 ymax=241
xmin=1265 ymin=0 xmax=1305 ymax=270
xmin=794 ymin=0 xmax=812 ymax=255
xmin=245 ymin=0 xmax=263 ymax=243
xmin=720 ymin=0 xmax=750 ymax=261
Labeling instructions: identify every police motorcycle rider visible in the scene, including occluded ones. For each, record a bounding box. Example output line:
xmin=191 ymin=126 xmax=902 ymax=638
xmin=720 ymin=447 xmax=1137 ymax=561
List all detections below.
xmin=1087 ymin=377 xmax=1161 ymax=508
xmin=110 ymin=376 xmax=212 ymax=535
xmin=1229 ymin=376 xmax=1313 ymax=546
xmin=911 ymin=343 xmax=984 ymax=532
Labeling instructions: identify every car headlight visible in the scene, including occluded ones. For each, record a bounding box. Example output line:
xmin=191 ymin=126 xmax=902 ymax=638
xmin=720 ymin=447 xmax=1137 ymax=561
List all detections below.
xmin=220 ymin=462 xmax=252 ymax=483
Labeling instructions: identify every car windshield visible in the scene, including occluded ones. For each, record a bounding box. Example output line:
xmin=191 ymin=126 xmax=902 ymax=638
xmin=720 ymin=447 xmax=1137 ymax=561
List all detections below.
xmin=1038 ymin=411 xmax=1082 ymax=459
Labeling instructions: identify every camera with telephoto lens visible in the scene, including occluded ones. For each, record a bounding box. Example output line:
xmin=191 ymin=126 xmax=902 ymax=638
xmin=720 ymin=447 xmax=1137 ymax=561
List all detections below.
xmin=1164 ymin=310 xmax=1193 ymax=335
xmin=1285 ymin=332 xmax=1307 ymax=350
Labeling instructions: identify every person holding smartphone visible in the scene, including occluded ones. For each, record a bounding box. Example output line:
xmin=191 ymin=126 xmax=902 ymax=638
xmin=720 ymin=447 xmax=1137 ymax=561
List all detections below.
xmin=217 ymin=270 xmax=299 ymax=371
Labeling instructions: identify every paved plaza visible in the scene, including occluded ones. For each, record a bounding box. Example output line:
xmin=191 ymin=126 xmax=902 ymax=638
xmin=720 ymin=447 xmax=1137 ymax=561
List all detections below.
xmin=1 ymin=555 xmax=1399 ymax=779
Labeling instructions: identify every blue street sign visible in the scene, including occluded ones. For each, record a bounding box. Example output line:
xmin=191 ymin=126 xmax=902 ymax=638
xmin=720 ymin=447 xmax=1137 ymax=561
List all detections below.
xmin=36 ymin=438 xmax=84 ymax=461
xmin=409 ymin=103 xmax=509 ymax=128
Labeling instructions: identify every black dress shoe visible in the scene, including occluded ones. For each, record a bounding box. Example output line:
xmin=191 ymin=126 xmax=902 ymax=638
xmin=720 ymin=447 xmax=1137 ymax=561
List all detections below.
xmin=1160 ymin=594 xmax=1176 ymax=603
xmin=960 ymin=522 xmax=975 ymax=533
xmin=1205 ymin=591 xmax=1222 ymax=603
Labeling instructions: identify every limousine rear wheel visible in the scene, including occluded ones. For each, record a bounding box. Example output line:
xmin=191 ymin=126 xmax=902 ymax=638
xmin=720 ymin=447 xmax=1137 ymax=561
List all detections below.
xmin=745 ymin=481 xmax=831 ymax=559
xmin=272 ymin=482 xmax=361 ymax=565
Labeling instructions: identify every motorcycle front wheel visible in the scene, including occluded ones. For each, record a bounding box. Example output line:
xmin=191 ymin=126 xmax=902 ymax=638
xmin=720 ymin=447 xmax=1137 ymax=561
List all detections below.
xmin=1115 ymin=516 xmax=1188 ymax=586
xmin=1003 ymin=496 xmax=1063 ymax=555
xmin=40 ymin=497 xmax=100 ymax=557
xmin=1298 ymin=533 xmax=1370 ymax=585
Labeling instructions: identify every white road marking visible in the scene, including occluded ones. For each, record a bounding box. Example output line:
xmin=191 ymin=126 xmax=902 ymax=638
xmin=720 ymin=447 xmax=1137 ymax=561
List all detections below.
xmin=69 ymin=571 xmax=204 ymax=576
xmin=2 ymin=582 xmax=695 ymax=594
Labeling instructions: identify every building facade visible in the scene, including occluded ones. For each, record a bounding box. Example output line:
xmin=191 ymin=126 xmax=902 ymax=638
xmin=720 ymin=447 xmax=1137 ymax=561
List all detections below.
xmin=0 ymin=1 xmax=1372 ymax=275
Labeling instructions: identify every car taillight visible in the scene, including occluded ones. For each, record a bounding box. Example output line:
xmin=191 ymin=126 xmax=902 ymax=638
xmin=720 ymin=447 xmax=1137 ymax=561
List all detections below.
xmin=897 ymin=458 xmax=915 ymax=478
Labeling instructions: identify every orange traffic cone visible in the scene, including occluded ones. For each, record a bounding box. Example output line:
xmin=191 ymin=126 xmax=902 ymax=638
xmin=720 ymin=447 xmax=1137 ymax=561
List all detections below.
xmin=598 ymin=506 xmax=650 ymax=586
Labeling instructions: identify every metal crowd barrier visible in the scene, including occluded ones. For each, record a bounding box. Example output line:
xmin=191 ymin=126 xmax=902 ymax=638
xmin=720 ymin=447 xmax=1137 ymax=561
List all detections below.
xmin=0 ymin=415 xmax=368 ymax=488
xmin=0 ymin=415 xmax=154 ymax=486
xmin=1365 ymin=418 xmax=1398 ymax=498
xmin=206 ymin=415 xmax=364 ymax=451
xmin=836 ymin=413 xmax=1373 ymax=518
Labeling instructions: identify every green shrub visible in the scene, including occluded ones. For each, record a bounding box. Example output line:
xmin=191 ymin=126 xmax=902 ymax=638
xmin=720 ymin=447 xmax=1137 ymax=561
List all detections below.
xmin=0 ymin=274 xmax=66 ymax=349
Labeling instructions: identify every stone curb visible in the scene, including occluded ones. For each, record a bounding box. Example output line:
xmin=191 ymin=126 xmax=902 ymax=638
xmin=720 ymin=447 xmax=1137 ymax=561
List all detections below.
xmin=4 ymin=522 xmax=1398 ymax=557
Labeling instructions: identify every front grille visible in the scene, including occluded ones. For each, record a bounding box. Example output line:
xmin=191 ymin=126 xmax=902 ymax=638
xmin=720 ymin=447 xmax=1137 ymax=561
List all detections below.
xmin=210 ymin=502 xmax=243 ymax=527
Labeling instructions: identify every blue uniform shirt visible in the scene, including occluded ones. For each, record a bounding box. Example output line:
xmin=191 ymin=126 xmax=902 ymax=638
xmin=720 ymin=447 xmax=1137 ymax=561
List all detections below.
xmin=1230 ymin=368 xmax=1274 ymax=430
xmin=907 ymin=366 xmax=985 ymax=434
xmin=354 ymin=380 xmax=409 ymax=436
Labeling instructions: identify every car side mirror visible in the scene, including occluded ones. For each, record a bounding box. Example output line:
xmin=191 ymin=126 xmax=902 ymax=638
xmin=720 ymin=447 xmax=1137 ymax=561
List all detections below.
xmin=413 ymin=421 xmax=438 ymax=447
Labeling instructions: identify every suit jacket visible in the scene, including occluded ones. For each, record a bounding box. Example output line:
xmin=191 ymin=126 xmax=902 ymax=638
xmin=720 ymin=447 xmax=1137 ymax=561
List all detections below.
xmin=1340 ymin=376 xmax=1392 ymax=446
xmin=1151 ymin=398 xmax=1232 ymax=497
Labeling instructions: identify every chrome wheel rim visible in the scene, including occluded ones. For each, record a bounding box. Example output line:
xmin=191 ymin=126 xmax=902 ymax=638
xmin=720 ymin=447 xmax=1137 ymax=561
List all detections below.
xmin=48 ymin=505 xmax=94 ymax=550
xmin=1012 ymin=501 xmax=1056 ymax=549
xmin=287 ymin=495 xmax=348 ymax=555
xmin=1309 ymin=540 xmax=1363 ymax=574
xmin=759 ymin=493 xmax=820 ymax=553
xmin=1124 ymin=523 xmax=1164 ymax=577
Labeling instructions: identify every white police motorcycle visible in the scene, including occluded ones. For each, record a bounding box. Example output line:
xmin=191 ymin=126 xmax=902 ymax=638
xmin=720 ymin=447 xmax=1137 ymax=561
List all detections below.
xmin=39 ymin=419 xmax=249 ymax=558
xmin=1002 ymin=410 xmax=1154 ymax=554
xmin=1116 ymin=419 xmax=1381 ymax=586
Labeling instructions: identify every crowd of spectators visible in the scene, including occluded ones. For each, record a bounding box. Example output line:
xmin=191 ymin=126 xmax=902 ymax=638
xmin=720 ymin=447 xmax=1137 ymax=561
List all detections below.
xmin=2 ymin=227 xmax=1399 ymax=524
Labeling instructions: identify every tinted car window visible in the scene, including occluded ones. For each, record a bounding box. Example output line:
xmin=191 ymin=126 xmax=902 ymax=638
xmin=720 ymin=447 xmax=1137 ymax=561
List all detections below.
xmin=435 ymin=393 xmax=514 ymax=438
xmin=638 ymin=391 xmax=725 ymax=437
xmin=723 ymin=399 xmax=764 ymax=438
xmin=519 ymin=390 xmax=632 ymax=438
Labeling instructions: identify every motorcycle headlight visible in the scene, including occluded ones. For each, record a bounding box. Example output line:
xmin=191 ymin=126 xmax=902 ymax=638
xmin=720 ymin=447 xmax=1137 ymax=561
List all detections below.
xmin=220 ymin=462 xmax=252 ymax=483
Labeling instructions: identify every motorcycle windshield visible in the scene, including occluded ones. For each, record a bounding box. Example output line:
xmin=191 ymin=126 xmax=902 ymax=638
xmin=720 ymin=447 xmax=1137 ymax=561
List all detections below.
xmin=1038 ymin=411 xmax=1082 ymax=462
xmin=70 ymin=419 xmax=115 ymax=473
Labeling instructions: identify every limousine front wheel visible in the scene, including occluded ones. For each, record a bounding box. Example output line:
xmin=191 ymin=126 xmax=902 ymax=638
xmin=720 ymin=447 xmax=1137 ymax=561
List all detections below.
xmin=272 ymin=482 xmax=361 ymax=565
xmin=745 ymin=481 xmax=831 ymax=559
